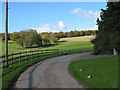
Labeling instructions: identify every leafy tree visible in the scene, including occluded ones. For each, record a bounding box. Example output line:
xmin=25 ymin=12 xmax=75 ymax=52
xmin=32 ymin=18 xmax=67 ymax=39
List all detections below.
xmin=36 ymin=34 xmax=42 ymax=46
xmin=70 ymin=31 xmax=75 ymax=37
xmin=2 ymin=33 xmax=5 ymax=42
xmin=66 ymin=32 xmax=71 ymax=37
xmin=15 ymin=29 xmax=42 ymax=48
xmin=64 ymin=32 xmax=67 ymax=37
xmin=50 ymin=34 xmax=59 ymax=43
xmin=42 ymin=33 xmax=50 ymax=46
xmin=10 ymin=32 xmax=19 ymax=41
xmin=16 ymin=31 xmax=25 ymax=48
xmin=80 ymin=31 xmax=85 ymax=36
xmin=49 ymin=32 xmax=52 ymax=35
xmin=58 ymin=31 xmax=64 ymax=38
xmin=27 ymin=29 xmax=38 ymax=47
xmin=8 ymin=33 xmax=12 ymax=40
xmin=1 ymin=33 xmax=11 ymax=42
xmin=74 ymin=30 xmax=80 ymax=36
xmin=85 ymin=30 xmax=93 ymax=36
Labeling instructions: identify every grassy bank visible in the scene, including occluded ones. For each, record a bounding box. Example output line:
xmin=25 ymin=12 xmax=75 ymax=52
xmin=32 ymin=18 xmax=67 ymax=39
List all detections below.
xmin=69 ymin=56 xmax=118 ymax=88
xmin=2 ymin=53 xmax=67 ymax=90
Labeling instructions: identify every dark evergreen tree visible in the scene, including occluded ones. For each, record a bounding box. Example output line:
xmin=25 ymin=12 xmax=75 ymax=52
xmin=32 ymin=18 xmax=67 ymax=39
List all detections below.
xmin=92 ymin=1 xmax=120 ymax=55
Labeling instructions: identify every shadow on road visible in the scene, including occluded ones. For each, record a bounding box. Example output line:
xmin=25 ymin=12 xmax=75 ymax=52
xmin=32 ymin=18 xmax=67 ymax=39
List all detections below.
xmin=28 ymin=62 xmax=44 ymax=88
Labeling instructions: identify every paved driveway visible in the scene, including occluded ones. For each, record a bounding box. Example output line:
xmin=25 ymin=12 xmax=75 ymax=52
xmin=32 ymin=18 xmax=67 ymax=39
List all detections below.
xmin=14 ymin=53 xmax=107 ymax=88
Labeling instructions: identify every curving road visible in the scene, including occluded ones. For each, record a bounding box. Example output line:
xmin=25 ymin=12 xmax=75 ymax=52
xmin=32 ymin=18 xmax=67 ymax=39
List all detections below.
xmin=14 ymin=53 xmax=107 ymax=88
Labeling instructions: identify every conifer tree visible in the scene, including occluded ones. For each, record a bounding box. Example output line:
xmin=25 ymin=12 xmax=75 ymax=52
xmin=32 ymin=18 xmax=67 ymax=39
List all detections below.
xmin=92 ymin=1 xmax=120 ymax=55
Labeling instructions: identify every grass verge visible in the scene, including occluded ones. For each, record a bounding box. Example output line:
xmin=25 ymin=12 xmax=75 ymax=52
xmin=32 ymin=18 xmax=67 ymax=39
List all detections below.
xmin=2 ymin=52 xmax=71 ymax=90
xmin=68 ymin=56 xmax=118 ymax=88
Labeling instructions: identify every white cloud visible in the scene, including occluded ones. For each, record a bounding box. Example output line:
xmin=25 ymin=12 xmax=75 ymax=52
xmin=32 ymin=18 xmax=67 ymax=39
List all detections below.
xmin=71 ymin=8 xmax=100 ymax=18
xmin=71 ymin=8 xmax=82 ymax=14
xmin=88 ymin=10 xmax=93 ymax=14
xmin=93 ymin=11 xmax=100 ymax=18
xmin=32 ymin=24 xmax=58 ymax=33
xmin=87 ymin=25 xmax=98 ymax=30
xmin=32 ymin=21 xmax=66 ymax=33
xmin=58 ymin=21 xmax=65 ymax=29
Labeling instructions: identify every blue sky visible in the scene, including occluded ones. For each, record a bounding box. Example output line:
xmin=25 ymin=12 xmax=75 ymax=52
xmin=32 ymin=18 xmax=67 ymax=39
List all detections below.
xmin=2 ymin=2 xmax=107 ymax=33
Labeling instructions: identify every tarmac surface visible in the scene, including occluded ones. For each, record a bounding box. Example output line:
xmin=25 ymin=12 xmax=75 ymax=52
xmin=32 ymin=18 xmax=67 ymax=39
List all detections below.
xmin=14 ymin=53 xmax=107 ymax=88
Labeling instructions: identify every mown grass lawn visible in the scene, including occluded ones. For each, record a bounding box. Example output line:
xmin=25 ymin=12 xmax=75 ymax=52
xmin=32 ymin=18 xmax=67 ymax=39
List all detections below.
xmin=69 ymin=56 xmax=118 ymax=88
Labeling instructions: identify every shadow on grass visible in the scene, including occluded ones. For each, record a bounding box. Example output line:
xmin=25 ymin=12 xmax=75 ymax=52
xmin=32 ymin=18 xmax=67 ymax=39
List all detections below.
xmin=25 ymin=43 xmax=59 ymax=49
xmin=59 ymin=40 xmax=67 ymax=42
xmin=2 ymin=66 xmax=21 ymax=77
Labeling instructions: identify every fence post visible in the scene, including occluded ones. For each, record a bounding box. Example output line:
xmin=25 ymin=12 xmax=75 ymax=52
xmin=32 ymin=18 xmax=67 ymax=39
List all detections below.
xmin=45 ymin=51 xmax=46 ymax=58
xmin=36 ymin=50 xmax=38 ymax=57
xmin=49 ymin=51 xmax=51 ymax=56
xmin=51 ymin=50 xmax=52 ymax=56
xmin=51 ymin=50 xmax=53 ymax=56
xmin=68 ymin=50 xmax=70 ymax=54
xmin=19 ymin=52 xmax=21 ymax=65
xmin=41 ymin=50 xmax=43 ymax=58
xmin=25 ymin=51 xmax=27 ymax=62
xmin=11 ymin=52 xmax=13 ymax=68
xmin=37 ymin=50 xmax=39 ymax=57
xmin=53 ymin=50 xmax=55 ymax=56
xmin=57 ymin=49 xmax=59 ymax=55
xmin=61 ymin=50 xmax=62 ymax=55
xmin=59 ymin=50 xmax=61 ymax=55
xmin=31 ymin=51 xmax=33 ymax=60
xmin=3 ymin=54 xmax=5 ymax=68
xmin=64 ymin=50 xmax=66 ymax=54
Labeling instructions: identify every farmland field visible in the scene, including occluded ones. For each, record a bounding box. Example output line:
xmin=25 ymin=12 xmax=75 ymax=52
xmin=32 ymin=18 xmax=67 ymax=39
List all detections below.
xmin=69 ymin=56 xmax=118 ymax=88
xmin=59 ymin=35 xmax=95 ymax=42
xmin=1 ymin=36 xmax=94 ymax=55
xmin=1 ymin=40 xmax=39 ymax=55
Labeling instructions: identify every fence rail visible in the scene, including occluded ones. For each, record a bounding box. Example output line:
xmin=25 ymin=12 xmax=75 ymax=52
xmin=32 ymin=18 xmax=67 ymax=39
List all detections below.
xmin=0 ymin=49 xmax=69 ymax=69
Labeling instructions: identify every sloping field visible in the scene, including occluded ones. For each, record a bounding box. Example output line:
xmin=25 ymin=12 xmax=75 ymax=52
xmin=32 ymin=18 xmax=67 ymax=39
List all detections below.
xmin=59 ymin=35 xmax=95 ymax=42
xmin=1 ymin=36 xmax=94 ymax=55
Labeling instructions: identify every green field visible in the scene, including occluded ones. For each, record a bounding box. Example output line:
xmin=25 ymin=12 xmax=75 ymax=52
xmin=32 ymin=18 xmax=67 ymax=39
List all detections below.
xmin=69 ymin=56 xmax=118 ymax=88
xmin=1 ymin=40 xmax=93 ymax=55
xmin=2 ymin=40 xmax=37 ymax=55
xmin=1 ymin=39 xmax=94 ymax=89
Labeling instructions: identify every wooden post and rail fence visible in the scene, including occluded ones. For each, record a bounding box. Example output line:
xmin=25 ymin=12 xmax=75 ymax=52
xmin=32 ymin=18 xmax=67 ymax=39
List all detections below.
xmin=0 ymin=49 xmax=70 ymax=69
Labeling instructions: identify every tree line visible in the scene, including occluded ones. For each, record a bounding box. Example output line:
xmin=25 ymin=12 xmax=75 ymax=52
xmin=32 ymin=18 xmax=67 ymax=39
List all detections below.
xmin=91 ymin=1 xmax=120 ymax=55
xmin=1 ymin=29 xmax=97 ymax=48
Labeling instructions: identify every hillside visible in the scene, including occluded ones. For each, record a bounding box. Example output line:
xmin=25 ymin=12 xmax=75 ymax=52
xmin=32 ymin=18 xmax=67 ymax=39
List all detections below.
xmin=1 ymin=36 xmax=94 ymax=55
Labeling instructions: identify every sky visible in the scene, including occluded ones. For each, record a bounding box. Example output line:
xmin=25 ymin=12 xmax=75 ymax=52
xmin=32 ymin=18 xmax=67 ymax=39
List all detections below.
xmin=1 ymin=2 xmax=107 ymax=33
